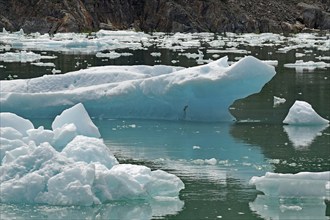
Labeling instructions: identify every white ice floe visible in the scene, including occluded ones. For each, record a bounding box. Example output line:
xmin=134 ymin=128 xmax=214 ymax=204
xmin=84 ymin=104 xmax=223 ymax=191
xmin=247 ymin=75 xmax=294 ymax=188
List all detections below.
xmin=273 ymin=96 xmax=286 ymax=107
xmin=283 ymin=100 xmax=329 ymax=125
xmin=284 ymin=60 xmax=330 ymax=72
xmin=250 ymin=171 xmax=330 ymax=198
xmin=150 ymin=52 xmax=161 ymax=57
xmin=261 ymin=60 xmax=278 ymax=67
xmin=0 ymin=103 xmax=184 ymax=206
xmin=0 ymin=51 xmax=56 ymax=63
xmin=31 ymin=62 xmax=56 ymax=67
xmin=0 ymin=56 xmax=276 ymax=122
xmin=316 ymin=56 xmax=330 ymax=61
xmin=96 ymin=51 xmax=133 ymax=59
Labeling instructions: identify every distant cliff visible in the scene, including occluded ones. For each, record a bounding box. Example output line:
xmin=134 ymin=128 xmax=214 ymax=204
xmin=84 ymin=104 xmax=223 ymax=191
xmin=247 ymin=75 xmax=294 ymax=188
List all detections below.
xmin=0 ymin=0 xmax=329 ymax=33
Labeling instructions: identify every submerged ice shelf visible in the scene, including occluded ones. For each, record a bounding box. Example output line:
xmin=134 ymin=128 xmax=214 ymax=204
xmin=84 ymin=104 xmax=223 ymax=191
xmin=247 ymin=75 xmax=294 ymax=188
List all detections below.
xmin=0 ymin=56 xmax=276 ymax=122
xmin=0 ymin=103 xmax=184 ymax=206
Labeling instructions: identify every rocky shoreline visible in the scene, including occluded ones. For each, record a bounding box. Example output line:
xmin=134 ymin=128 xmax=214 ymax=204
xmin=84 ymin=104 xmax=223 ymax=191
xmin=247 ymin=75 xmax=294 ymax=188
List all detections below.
xmin=0 ymin=0 xmax=329 ymax=34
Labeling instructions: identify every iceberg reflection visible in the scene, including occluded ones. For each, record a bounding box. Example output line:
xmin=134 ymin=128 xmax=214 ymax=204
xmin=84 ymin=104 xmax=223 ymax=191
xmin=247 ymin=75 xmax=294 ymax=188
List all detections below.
xmin=0 ymin=199 xmax=184 ymax=220
xmin=283 ymin=124 xmax=329 ymax=150
xmin=250 ymin=195 xmax=327 ymax=220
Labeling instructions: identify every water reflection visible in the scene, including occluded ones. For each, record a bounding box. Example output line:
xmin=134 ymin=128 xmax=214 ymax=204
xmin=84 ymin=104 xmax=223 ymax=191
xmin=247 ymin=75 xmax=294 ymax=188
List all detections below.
xmin=250 ymin=196 xmax=328 ymax=220
xmin=283 ymin=124 xmax=329 ymax=150
xmin=230 ymin=123 xmax=330 ymax=173
xmin=97 ymin=119 xmax=272 ymax=182
xmin=0 ymin=199 xmax=184 ymax=220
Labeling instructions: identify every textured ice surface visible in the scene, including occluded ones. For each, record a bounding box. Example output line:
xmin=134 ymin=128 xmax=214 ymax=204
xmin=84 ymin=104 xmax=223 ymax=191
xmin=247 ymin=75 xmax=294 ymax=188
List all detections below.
xmin=250 ymin=171 xmax=330 ymax=198
xmin=0 ymin=103 xmax=184 ymax=206
xmin=0 ymin=56 xmax=276 ymax=122
xmin=283 ymin=100 xmax=329 ymax=125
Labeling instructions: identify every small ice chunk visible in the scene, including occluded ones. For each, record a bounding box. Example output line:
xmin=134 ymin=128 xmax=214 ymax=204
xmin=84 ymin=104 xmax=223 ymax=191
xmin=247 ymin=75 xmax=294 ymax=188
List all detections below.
xmin=283 ymin=101 xmax=329 ymax=125
xmin=150 ymin=52 xmax=161 ymax=57
xmin=273 ymin=96 xmax=286 ymax=107
xmin=52 ymin=103 xmax=101 ymax=138
xmin=31 ymin=62 xmax=56 ymax=67
xmin=205 ymin=158 xmax=217 ymax=165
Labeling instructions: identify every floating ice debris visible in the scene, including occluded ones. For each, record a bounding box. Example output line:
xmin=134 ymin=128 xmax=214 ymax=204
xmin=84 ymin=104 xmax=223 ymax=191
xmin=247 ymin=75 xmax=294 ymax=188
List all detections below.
xmin=31 ymin=62 xmax=56 ymax=67
xmin=283 ymin=100 xmax=329 ymax=125
xmin=261 ymin=60 xmax=278 ymax=66
xmin=96 ymin=51 xmax=133 ymax=59
xmin=284 ymin=60 xmax=330 ymax=72
xmin=0 ymin=103 xmax=184 ymax=206
xmin=295 ymin=53 xmax=305 ymax=58
xmin=0 ymin=56 xmax=276 ymax=121
xmin=0 ymin=51 xmax=56 ymax=63
xmin=207 ymin=48 xmax=250 ymax=54
xmin=0 ymin=30 xmax=328 ymax=56
xmin=273 ymin=96 xmax=286 ymax=107
xmin=316 ymin=56 xmax=330 ymax=61
xmin=51 ymin=68 xmax=61 ymax=74
xmin=150 ymin=52 xmax=161 ymax=57
xmin=192 ymin=158 xmax=217 ymax=165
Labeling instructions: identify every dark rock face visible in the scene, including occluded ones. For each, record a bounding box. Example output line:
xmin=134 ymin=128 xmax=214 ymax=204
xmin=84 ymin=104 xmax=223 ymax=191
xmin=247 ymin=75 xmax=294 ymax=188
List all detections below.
xmin=0 ymin=0 xmax=329 ymax=34
xmin=298 ymin=2 xmax=330 ymax=30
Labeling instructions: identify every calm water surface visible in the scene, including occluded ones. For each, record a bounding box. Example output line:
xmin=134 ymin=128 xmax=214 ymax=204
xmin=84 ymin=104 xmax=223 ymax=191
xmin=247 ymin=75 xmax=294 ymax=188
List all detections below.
xmin=0 ymin=32 xmax=329 ymax=219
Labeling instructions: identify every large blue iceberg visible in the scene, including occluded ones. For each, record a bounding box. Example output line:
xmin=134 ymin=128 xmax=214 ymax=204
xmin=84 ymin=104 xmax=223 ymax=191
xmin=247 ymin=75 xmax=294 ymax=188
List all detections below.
xmin=0 ymin=56 xmax=276 ymax=121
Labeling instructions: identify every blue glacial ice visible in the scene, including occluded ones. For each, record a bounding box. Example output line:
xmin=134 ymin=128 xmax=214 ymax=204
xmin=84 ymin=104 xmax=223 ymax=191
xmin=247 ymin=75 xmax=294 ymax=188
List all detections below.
xmin=0 ymin=103 xmax=184 ymax=206
xmin=0 ymin=56 xmax=276 ymax=121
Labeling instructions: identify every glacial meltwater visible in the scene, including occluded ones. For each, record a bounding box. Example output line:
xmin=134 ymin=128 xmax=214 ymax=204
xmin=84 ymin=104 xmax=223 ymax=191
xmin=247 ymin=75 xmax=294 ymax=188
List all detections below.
xmin=0 ymin=30 xmax=329 ymax=219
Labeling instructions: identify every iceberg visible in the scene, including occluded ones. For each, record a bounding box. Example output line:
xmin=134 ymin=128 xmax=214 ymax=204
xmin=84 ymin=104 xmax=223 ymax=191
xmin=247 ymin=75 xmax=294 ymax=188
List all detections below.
xmin=0 ymin=103 xmax=184 ymax=206
xmin=283 ymin=100 xmax=329 ymax=125
xmin=0 ymin=56 xmax=276 ymax=122
xmin=250 ymin=171 xmax=330 ymax=198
